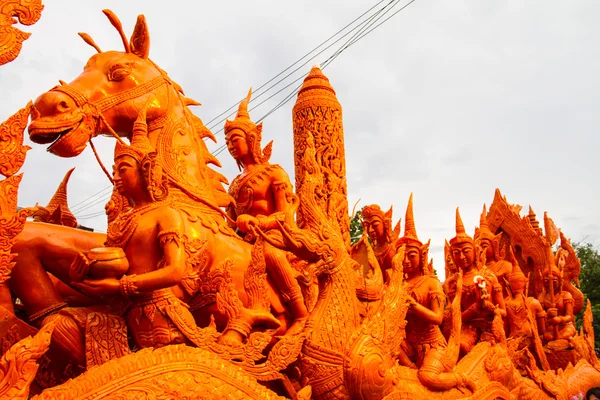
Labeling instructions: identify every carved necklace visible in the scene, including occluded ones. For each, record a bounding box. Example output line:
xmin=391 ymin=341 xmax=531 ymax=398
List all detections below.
xmin=373 ymin=243 xmax=391 ymax=258
xmin=107 ymin=200 xmax=168 ymax=249
xmin=405 ymin=275 xmax=428 ymax=305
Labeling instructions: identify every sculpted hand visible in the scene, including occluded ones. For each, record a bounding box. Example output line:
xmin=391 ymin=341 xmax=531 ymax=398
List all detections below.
xmin=70 ymin=252 xmax=91 ymax=283
xmin=236 ymin=214 xmax=259 ymax=233
xmin=407 ymin=295 xmax=418 ymax=309
xmin=72 ymin=278 xmax=120 ymax=297
xmin=483 ymin=300 xmax=497 ymax=312
xmin=547 ymin=307 xmax=558 ymax=318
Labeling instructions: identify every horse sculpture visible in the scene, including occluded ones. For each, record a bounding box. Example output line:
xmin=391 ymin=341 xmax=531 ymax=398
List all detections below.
xmin=13 ymin=10 xmax=291 ymax=337
xmin=4 ymin=8 xmax=600 ymax=400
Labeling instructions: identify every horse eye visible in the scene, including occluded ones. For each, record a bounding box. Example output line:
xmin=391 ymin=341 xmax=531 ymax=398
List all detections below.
xmin=108 ymin=64 xmax=132 ymax=81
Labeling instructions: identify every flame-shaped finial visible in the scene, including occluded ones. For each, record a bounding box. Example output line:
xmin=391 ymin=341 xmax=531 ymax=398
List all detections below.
xmin=398 ymin=193 xmax=422 ymax=248
xmin=114 ymin=104 xmax=154 ymax=162
xmin=236 ymin=88 xmax=252 ymax=120
xmin=475 ymin=204 xmax=495 ymax=241
xmin=528 ymin=205 xmax=541 ymax=231
xmin=450 ymin=207 xmax=474 ymax=247
xmin=33 ymin=168 xmax=78 ymax=228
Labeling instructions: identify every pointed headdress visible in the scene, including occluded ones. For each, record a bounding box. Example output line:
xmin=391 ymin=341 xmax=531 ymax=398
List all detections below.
xmin=474 ymin=204 xmax=495 ymax=242
xmin=449 ymin=207 xmax=474 ymax=247
xmin=224 ymin=88 xmax=272 ymax=165
xmin=397 ymin=193 xmax=423 ymax=249
xmin=114 ymin=105 xmax=154 ymax=162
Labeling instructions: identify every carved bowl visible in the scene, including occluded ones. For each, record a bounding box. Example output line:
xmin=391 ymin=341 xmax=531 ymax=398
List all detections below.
xmin=87 ymin=247 xmax=129 ymax=279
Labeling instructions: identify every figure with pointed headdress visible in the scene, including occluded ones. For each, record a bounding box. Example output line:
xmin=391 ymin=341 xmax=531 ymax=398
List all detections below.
xmin=224 ymin=89 xmax=308 ymax=334
xmin=360 ymin=204 xmax=400 ymax=282
xmin=503 ymin=245 xmax=550 ymax=371
xmin=474 ymin=205 xmax=512 ymax=297
xmin=537 ymin=253 xmax=577 ymax=343
xmin=70 ymin=106 xmax=202 ymax=350
xmin=394 ymin=194 xmax=473 ymax=391
xmin=447 ymin=208 xmax=506 ymax=356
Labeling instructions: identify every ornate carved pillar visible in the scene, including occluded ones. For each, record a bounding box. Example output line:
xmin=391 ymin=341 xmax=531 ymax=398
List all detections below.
xmin=292 ymin=66 xmax=350 ymax=247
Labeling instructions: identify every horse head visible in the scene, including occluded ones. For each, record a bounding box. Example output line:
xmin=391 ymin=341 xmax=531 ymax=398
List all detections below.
xmin=28 ymin=10 xmax=182 ymax=158
xmin=29 ymin=10 xmax=232 ymax=207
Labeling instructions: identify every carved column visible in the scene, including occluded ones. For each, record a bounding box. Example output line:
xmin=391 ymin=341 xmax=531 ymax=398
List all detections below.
xmin=292 ymin=66 xmax=350 ymax=246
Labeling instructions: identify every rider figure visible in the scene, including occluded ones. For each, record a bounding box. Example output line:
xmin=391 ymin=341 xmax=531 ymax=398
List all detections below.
xmin=224 ymin=89 xmax=308 ymax=335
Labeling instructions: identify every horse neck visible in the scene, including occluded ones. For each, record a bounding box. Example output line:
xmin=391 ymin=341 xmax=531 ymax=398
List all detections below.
xmin=308 ymin=258 xmax=361 ymax=351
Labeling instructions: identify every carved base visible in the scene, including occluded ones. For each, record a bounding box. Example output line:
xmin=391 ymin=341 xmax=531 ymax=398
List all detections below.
xmin=546 ymin=348 xmax=578 ymax=371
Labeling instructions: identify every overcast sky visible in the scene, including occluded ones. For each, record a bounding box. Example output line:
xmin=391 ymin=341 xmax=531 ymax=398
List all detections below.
xmin=1 ymin=0 xmax=599 ymax=276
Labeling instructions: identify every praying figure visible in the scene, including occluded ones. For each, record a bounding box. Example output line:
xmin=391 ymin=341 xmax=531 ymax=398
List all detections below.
xmin=504 ymin=246 xmax=549 ymax=370
xmin=446 ymin=208 xmax=506 ymax=356
xmin=474 ymin=205 xmax=512 ymax=297
xmin=397 ymin=195 xmax=473 ymax=391
xmin=361 ymin=204 xmax=399 ymax=282
xmin=537 ymin=257 xmax=577 ymax=343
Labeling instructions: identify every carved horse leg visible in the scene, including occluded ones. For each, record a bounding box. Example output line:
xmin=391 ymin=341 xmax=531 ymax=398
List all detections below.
xmin=11 ymin=222 xmax=105 ymax=317
xmin=11 ymin=222 xmax=106 ymax=366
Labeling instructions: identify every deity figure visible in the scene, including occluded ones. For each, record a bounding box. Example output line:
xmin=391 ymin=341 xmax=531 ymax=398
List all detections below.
xmin=537 ymin=254 xmax=577 ymax=343
xmin=474 ymin=205 xmax=512 ymax=297
xmin=225 ymin=89 xmax=308 ymax=334
xmin=504 ymin=246 xmax=549 ymax=370
xmin=446 ymin=208 xmax=506 ymax=356
xmin=397 ymin=194 xmax=472 ymax=391
xmin=72 ymin=107 xmax=200 ymax=349
xmin=361 ymin=204 xmax=399 ymax=282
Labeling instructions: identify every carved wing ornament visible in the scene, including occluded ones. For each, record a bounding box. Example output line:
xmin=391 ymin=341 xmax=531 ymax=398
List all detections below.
xmin=0 ymin=0 xmax=44 ymax=65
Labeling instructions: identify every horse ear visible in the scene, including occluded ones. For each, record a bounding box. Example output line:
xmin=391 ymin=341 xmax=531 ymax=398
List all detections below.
xmin=130 ymin=15 xmax=150 ymax=59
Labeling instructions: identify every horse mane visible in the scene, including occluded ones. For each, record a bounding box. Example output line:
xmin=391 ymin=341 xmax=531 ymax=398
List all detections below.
xmin=78 ymin=10 xmax=234 ymax=208
xmin=181 ymin=103 xmax=234 ymax=208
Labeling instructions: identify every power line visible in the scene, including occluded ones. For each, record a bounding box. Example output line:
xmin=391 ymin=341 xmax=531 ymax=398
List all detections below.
xmin=214 ymin=0 xmax=416 ymax=157
xmin=204 ymin=0 xmax=406 ymax=135
xmin=73 ymin=194 xmax=112 ymax=216
xmin=202 ymin=0 xmax=390 ymax=129
xmin=69 ymin=185 xmax=112 ymax=211
xmin=208 ymin=0 xmax=409 ymax=156
xmin=65 ymin=0 xmax=418 ymax=225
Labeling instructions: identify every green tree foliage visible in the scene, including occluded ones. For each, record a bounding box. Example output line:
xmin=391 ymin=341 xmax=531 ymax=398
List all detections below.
xmin=350 ymin=210 xmax=363 ymax=245
xmin=574 ymin=241 xmax=600 ymax=348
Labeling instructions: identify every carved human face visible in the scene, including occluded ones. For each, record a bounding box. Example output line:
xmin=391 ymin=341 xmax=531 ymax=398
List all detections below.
xmin=113 ymin=156 xmax=144 ymax=199
xmin=556 ymin=250 xmax=567 ymax=269
xmin=509 ymin=276 xmax=526 ymax=294
xmin=364 ymin=217 xmax=385 ymax=245
xmin=543 ymin=274 xmax=560 ymax=293
xmin=403 ymin=246 xmax=421 ymax=274
xmin=452 ymin=243 xmax=475 ymax=271
xmin=225 ymin=129 xmax=249 ymax=160
xmin=480 ymin=238 xmax=494 ymax=262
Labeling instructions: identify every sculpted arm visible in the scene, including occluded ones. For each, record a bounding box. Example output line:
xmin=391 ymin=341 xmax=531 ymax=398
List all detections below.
xmin=529 ymin=297 xmax=546 ymax=336
xmin=227 ymin=204 xmax=238 ymax=231
xmin=255 ymin=168 xmax=294 ymax=230
xmin=127 ymin=208 xmax=186 ymax=293
xmin=560 ymin=292 xmax=575 ymax=324
xmin=272 ymin=168 xmax=293 ymax=213
xmin=490 ymin=275 xmax=507 ymax=317
xmin=409 ymin=280 xmax=444 ymax=326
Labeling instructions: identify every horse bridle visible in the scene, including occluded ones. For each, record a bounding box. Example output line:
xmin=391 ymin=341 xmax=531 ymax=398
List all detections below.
xmin=47 ymin=72 xmax=171 ymax=182
xmin=49 ymin=70 xmax=237 ymax=223
xmin=51 ymin=74 xmax=169 ymax=118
